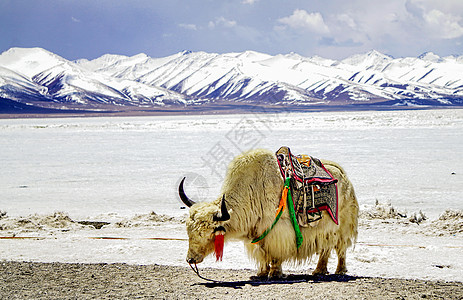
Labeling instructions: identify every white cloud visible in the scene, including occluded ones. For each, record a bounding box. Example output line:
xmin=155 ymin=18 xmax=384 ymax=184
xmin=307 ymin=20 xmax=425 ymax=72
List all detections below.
xmin=277 ymin=9 xmax=330 ymax=35
xmin=208 ymin=17 xmax=237 ymax=29
xmin=423 ymin=9 xmax=463 ymax=39
xmin=407 ymin=0 xmax=463 ymax=13
xmin=178 ymin=23 xmax=198 ymax=31
xmin=71 ymin=17 xmax=81 ymax=23
xmin=336 ymin=14 xmax=356 ymax=29
xmin=406 ymin=0 xmax=463 ymax=39
xmin=242 ymin=0 xmax=258 ymax=4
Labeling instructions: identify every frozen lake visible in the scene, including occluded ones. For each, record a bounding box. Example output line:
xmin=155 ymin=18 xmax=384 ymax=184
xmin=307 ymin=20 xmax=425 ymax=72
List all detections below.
xmin=1 ymin=109 xmax=462 ymax=219
xmin=0 ymin=109 xmax=462 ymax=282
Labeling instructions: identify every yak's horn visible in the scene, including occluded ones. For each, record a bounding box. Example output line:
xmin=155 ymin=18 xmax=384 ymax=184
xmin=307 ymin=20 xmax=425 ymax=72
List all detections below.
xmin=213 ymin=195 xmax=230 ymax=222
xmin=178 ymin=177 xmax=196 ymax=207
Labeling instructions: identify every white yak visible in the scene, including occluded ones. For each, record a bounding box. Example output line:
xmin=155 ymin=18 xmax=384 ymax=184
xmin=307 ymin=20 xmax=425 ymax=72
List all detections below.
xmin=179 ymin=148 xmax=358 ymax=278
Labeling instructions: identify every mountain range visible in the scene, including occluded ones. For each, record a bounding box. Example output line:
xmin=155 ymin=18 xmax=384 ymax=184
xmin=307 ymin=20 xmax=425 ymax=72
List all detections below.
xmin=0 ymin=47 xmax=462 ymax=113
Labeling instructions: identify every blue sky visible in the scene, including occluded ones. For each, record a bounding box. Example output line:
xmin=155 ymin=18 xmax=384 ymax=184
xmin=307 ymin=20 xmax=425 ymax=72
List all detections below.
xmin=1 ymin=0 xmax=462 ymax=60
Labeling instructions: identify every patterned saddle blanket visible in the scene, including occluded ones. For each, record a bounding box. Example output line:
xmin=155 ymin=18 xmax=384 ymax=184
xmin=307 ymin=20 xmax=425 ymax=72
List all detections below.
xmin=276 ymin=146 xmax=338 ymax=226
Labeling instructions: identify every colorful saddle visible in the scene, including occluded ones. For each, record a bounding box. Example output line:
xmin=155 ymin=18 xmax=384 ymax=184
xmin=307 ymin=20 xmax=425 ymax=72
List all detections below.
xmin=276 ymin=146 xmax=338 ymax=226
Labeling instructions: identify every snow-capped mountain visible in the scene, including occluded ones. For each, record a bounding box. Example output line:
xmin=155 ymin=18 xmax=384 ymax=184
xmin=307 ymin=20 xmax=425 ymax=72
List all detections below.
xmin=1 ymin=47 xmax=462 ymax=112
xmin=0 ymin=48 xmax=188 ymax=110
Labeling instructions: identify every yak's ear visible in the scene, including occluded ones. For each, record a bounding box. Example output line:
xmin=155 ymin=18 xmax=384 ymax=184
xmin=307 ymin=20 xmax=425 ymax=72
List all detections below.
xmin=213 ymin=195 xmax=230 ymax=222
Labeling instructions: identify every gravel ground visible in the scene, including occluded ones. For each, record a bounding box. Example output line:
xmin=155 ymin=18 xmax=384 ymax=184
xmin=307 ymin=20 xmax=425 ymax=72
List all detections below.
xmin=0 ymin=261 xmax=462 ymax=299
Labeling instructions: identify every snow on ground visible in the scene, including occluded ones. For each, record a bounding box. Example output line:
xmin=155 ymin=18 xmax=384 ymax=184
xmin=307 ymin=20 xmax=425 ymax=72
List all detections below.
xmin=0 ymin=109 xmax=462 ymax=282
xmin=0 ymin=202 xmax=461 ymax=282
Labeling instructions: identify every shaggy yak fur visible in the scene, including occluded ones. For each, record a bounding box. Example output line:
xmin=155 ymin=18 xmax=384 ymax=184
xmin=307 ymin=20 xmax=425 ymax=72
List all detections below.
xmin=184 ymin=149 xmax=359 ymax=279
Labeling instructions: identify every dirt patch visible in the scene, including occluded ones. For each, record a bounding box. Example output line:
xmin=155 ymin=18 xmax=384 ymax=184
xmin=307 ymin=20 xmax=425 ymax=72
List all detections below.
xmin=0 ymin=261 xmax=461 ymax=299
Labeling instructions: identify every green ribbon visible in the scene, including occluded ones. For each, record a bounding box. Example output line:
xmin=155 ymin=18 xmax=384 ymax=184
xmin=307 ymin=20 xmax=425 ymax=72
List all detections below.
xmin=285 ymin=178 xmax=303 ymax=248
xmin=251 ymin=177 xmax=303 ymax=248
xmin=250 ymin=203 xmax=284 ymax=244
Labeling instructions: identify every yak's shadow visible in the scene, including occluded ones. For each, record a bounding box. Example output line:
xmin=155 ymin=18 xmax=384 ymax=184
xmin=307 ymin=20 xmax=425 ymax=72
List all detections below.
xmin=195 ymin=274 xmax=360 ymax=289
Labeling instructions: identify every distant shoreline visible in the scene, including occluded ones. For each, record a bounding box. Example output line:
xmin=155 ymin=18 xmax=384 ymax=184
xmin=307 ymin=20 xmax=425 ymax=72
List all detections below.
xmin=0 ymin=103 xmax=460 ymax=120
xmin=1 ymin=261 xmax=461 ymax=299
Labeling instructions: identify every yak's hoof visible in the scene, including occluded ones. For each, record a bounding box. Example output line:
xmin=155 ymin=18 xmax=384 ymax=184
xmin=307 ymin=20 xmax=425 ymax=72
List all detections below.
xmin=335 ymin=268 xmax=347 ymax=275
xmin=312 ymin=269 xmax=329 ymax=276
xmin=269 ymin=273 xmax=286 ymax=280
xmin=250 ymin=274 xmax=269 ymax=281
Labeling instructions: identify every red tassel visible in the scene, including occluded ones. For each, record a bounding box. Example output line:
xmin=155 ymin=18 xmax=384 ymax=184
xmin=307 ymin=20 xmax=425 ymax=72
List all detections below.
xmin=214 ymin=233 xmax=225 ymax=261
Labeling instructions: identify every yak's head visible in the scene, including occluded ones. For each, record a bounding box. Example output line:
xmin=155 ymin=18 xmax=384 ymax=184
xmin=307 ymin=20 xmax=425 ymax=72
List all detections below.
xmin=179 ymin=177 xmax=231 ymax=264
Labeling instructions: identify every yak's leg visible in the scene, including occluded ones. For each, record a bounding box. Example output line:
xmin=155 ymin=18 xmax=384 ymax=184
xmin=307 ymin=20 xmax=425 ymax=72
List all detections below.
xmin=313 ymin=249 xmax=331 ymax=275
xmin=255 ymin=262 xmax=270 ymax=278
xmin=335 ymin=246 xmax=347 ymax=275
xmin=247 ymin=243 xmax=270 ymax=280
xmin=268 ymin=259 xmax=283 ymax=279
